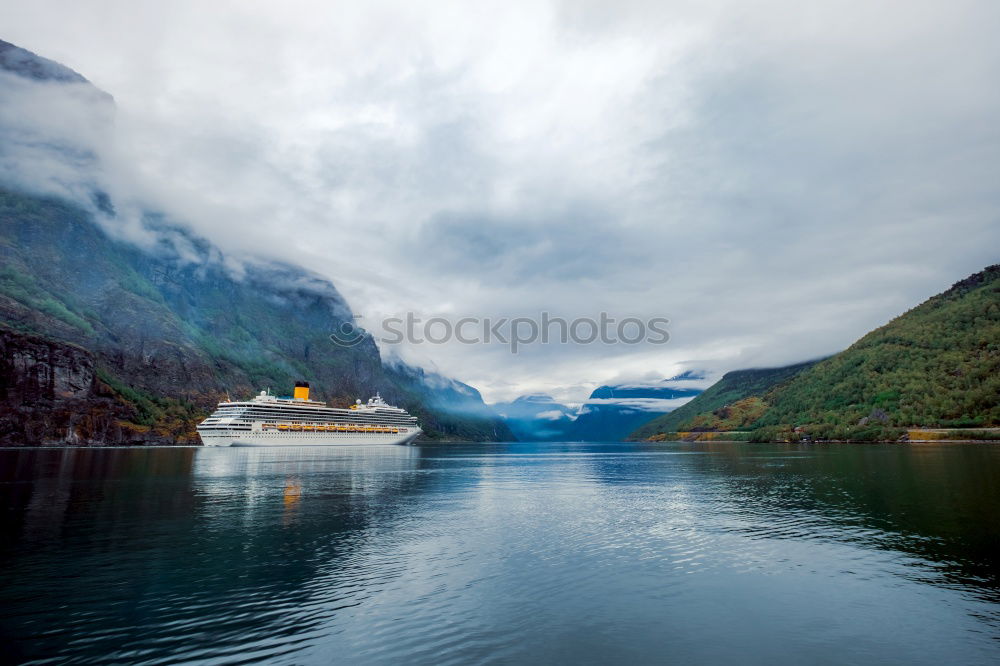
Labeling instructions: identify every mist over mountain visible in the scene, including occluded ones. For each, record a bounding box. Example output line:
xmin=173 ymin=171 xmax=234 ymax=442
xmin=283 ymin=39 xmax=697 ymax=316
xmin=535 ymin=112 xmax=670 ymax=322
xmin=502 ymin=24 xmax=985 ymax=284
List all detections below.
xmin=0 ymin=39 xmax=114 ymax=206
xmin=0 ymin=39 xmax=512 ymax=444
xmin=571 ymin=377 xmax=703 ymax=441
xmin=495 ymin=373 xmax=703 ymax=441
xmin=493 ymin=394 xmax=578 ymax=441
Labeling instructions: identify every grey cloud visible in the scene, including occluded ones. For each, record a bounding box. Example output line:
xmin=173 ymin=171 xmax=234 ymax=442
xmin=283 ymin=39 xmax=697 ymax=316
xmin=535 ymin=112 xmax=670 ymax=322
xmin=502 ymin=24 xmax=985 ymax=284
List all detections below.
xmin=415 ymin=206 xmax=639 ymax=281
xmin=0 ymin=71 xmax=113 ymax=201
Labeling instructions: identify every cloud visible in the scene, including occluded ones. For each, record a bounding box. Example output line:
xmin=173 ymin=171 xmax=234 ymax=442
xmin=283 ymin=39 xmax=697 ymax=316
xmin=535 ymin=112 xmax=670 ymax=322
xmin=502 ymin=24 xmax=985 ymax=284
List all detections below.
xmin=1 ymin=0 xmax=998 ymax=402
xmin=536 ymin=409 xmax=573 ymax=421
xmin=0 ymin=70 xmax=112 ymax=202
xmin=580 ymin=397 xmax=698 ymax=413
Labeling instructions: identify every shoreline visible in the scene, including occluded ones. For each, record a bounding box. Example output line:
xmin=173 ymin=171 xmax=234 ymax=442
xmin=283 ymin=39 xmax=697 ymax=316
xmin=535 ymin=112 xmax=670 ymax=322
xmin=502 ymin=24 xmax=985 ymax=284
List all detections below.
xmin=638 ymin=427 xmax=1000 ymax=444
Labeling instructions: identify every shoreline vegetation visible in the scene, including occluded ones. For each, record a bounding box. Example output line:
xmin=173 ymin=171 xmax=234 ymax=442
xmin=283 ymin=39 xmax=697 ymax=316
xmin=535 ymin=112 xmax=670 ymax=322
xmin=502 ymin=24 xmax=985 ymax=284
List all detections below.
xmin=3 ymin=430 xmax=998 ymax=448
xmin=644 ymin=428 xmax=1000 ymax=444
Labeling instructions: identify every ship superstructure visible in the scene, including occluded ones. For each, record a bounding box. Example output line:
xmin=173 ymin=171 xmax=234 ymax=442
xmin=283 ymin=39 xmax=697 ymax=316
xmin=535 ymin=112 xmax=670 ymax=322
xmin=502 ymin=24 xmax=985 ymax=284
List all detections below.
xmin=197 ymin=382 xmax=422 ymax=447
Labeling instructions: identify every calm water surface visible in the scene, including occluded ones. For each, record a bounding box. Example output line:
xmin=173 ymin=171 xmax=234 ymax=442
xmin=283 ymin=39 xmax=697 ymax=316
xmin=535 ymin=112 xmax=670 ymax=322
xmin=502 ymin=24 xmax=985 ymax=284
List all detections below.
xmin=2 ymin=442 xmax=999 ymax=665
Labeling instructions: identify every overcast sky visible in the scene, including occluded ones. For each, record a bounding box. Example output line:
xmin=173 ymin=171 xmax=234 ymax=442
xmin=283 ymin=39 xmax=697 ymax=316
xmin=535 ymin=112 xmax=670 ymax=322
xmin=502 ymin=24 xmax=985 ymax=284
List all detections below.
xmin=2 ymin=0 xmax=998 ymax=404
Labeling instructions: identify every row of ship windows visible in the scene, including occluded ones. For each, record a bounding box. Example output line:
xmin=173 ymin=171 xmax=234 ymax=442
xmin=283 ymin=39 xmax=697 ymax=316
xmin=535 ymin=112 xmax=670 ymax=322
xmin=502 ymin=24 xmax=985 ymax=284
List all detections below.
xmin=262 ymin=424 xmax=408 ymax=433
xmin=204 ymin=420 xmax=415 ymax=428
xmin=199 ymin=424 xmax=411 ymax=431
xmin=216 ymin=407 xmax=408 ymax=415
xmin=211 ymin=412 xmax=414 ymax=423
xmin=200 ymin=430 xmax=404 ymax=436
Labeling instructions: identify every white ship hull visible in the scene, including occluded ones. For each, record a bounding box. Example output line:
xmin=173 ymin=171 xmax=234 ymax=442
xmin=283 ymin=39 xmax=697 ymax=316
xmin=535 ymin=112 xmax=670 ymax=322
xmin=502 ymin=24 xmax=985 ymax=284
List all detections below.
xmin=200 ymin=428 xmax=422 ymax=447
xmin=197 ymin=388 xmax=422 ymax=448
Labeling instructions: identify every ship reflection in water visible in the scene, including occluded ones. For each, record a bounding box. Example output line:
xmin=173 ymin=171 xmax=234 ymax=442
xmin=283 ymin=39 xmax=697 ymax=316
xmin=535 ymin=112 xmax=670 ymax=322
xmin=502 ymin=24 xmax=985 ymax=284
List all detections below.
xmin=1 ymin=442 xmax=999 ymax=664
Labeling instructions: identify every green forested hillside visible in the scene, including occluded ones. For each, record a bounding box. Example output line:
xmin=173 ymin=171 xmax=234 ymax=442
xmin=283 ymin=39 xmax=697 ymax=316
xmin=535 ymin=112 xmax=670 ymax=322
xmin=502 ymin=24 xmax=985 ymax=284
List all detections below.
xmin=630 ymin=266 xmax=1000 ymax=442
xmin=627 ymin=361 xmax=819 ymax=440
xmin=753 ymin=265 xmax=999 ymax=437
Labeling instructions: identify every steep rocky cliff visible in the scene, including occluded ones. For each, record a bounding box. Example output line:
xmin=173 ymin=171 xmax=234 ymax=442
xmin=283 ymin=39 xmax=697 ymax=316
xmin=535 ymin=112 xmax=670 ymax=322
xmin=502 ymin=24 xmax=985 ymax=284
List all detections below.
xmin=0 ymin=327 xmax=195 ymax=445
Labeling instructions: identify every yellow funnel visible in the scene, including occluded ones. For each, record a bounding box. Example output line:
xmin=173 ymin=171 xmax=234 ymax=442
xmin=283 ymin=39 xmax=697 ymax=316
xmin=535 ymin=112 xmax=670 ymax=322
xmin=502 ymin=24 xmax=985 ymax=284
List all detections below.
xmin=293 ymin=382 xmax=310 ymax=401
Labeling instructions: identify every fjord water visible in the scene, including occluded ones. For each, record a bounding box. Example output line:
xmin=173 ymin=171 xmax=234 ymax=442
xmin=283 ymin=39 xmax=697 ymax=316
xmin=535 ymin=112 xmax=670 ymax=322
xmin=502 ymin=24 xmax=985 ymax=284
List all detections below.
xmin=2 ymin=443 xmax=999 ymax=665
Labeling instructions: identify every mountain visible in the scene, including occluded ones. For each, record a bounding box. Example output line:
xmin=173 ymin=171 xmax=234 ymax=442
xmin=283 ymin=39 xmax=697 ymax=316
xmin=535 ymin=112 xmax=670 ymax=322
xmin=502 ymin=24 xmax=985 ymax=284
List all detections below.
xmin=0 ymin=39 xmax=115 ymax=198
xmin=627 ymin=361 xmax=820 ymax=440
xmin=630 ymin=265 xmax=1000 ymax=441
xmin=387 ymin=362 xmax=515 ymax=442
xmin=496 ymin=374 xmax=704 ymax=441
xmin=493 ymin=394 xmax=577 ymax=441
xmin=569 ymin=377 xmax=703 ymax=441
xmin=1 ymin=38 xmax=92 ymax=83
xmin=750 ymin=265 xmax=1000 ymax=438
xmin=0 ymin=39 xmax=513 ymax=445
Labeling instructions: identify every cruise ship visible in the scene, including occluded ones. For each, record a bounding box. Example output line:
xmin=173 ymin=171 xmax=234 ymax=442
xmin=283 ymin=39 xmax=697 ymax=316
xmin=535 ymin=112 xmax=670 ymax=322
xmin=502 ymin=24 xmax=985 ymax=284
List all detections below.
xmin=197 ymin=382 xmax=422 ymax=447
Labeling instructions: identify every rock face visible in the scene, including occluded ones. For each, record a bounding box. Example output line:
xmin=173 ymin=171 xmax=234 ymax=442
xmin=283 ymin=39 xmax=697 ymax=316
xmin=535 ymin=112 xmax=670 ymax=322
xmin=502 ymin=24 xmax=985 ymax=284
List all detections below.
xmin=1 ymin=328 xmax=93 ymax=401
xmin=0 ymin=327 xmax=180 ymax=446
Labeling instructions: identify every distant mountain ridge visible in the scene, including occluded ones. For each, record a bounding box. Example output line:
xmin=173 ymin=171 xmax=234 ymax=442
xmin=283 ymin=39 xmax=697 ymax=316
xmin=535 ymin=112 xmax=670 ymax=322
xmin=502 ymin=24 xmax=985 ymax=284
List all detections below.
xmin=496 ymin=374 xmax=703 ymax=441
xmin=630 ymin=265 xmax=1000 ymax=441
xmin=0 ymin=38 xmax=513 ymax=444
xmin=493 ymin=394 xmax=577 ymax=441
